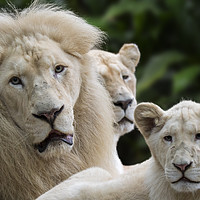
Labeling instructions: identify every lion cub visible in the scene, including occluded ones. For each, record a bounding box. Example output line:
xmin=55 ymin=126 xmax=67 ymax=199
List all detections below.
xmin=38 ymin=100 xmax=200 ymax=200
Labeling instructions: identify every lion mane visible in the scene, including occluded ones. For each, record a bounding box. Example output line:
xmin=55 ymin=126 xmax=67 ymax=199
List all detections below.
xmin=0 ymin=3 xmax=122 ymax=199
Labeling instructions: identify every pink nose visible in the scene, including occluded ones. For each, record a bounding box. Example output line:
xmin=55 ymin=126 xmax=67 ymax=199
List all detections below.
xmin=32 ymin=105 xmax=64 ymax=128
xmin=173 ymin=162 xmax=192 ymax=172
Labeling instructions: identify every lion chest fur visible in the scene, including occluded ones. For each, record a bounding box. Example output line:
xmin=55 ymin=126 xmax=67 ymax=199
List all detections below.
xmin=0 ymin=4 xmax=122 ymax=200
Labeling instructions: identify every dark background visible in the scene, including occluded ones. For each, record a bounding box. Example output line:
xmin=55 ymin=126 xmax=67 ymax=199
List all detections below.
xmin=1 ymin=0 xmax=200 ymax=165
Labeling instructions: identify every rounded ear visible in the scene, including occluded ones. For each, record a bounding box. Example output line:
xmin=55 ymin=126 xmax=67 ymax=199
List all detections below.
xmin=119 ymin=43 xmax=140 ymax=72
xmin=134 ymin=102 xmax=164 ymax=138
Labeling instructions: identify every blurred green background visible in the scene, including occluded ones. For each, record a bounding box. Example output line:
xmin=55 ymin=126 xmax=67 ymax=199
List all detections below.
xmin=1 ymin=0 xmax=199 ymax=165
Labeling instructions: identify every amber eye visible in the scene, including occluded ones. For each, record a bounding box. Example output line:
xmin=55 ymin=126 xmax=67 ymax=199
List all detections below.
xmin=122 ymin=75 xmax=129 ymax=80
xmin=195 ymin=133 xmax=200 ymax=140
xmin=10 ymin=76 xmax=22 ymax=85
xmin=163 ymin=135 xmax=173 ymax=142
xmin=55 ymin=65 xmax=65 ymax=73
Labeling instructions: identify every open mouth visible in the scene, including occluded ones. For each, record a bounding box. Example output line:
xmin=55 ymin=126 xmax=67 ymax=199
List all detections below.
xmin=35 ymin=130 xmax=73 ymax=153
xmin=172 ymin=177 xmax=200 ymax=184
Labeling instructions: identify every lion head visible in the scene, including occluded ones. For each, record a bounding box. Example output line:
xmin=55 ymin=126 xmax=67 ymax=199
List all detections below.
xmin=1 ymin=35 xmax=81 ymax=156
xmin=134 ymin=100 xmax=200 ymax=193
xmin=89 ymin=44 xmax=140 ymax=136
xmin=0 ymin=4 xmax=101 ymax=157
xmin=0 ymin=3 xmax=121 ymax=199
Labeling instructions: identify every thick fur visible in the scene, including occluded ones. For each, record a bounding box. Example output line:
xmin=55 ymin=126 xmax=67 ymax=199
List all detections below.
xmin=39 ymin=101 xmax=200 ymax=200
xmin=0 ymin=3 xmax=123 ymax=200
xmin=89 ymin=44 xmax=140 ymax=137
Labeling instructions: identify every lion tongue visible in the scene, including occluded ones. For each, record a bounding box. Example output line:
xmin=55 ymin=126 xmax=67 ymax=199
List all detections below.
xmin=60 ymin=134 xmax=73 ymax=145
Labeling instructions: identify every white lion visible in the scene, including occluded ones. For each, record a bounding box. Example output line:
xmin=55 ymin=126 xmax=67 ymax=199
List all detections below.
xmin=0 ymin=3 xmax=124 ymax=199
xmin=89 ymin=43 xmax=140 ymax=137
xmin=38 ymin=100 xmax=200 ymax=200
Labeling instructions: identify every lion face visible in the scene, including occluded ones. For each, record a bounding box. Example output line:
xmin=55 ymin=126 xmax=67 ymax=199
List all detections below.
xmin=134 ymin=101 xmax=200 ymax=193
xmin=89 ymin=44 xmax=140 ymax=135
xmin=0 ymin=35 xmax=82 ymax=157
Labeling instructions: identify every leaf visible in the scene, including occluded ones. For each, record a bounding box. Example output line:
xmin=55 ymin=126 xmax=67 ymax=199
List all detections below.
xmin=102 ymin=0 xmax=161 ymax=21
xmin=137 ymin=51 xmax=184 ymax=95
xmin=172 ymin=65 xmax=200 ymax=94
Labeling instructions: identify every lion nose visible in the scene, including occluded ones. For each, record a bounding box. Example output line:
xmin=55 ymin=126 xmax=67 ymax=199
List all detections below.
xmin=114 ymin=99 xmax=133 ymax=111
xmin=173 ymin=162 xmax=192 ymax=172
xmin=33 ymin=105 xmax=64 ymax=128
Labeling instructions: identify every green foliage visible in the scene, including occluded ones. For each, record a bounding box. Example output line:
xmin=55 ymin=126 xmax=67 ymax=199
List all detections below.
xmin=173 ymin=65 xmax=200 ymax=95
xmin=137 ymin=51 xmax=185 ymax=95
xmin=0 ymin=0 xmax=199 ymax=165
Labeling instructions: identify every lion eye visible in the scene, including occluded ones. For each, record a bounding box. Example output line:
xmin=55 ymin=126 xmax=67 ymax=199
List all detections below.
xmin=195 ymin=133 xmax=200 ymax=140
xmin=55 ymin=65 xmax=65 ymax=73
xmin=10 ymin=76 xmax=22 ymax=85
xmin=122 ymin=75 xmax=129 ymax=80
xmin=163 ymin=135 xmax=173 ymax=142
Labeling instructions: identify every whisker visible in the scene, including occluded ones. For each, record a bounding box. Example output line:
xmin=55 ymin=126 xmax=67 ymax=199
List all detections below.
xmin=14 ymin=132 xmax=32 ymax=147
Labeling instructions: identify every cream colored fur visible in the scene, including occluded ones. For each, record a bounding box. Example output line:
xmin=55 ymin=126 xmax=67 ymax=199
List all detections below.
xmin=38 ymin=101 xmax=200 ymax=200
xmin=0 ymin=3 xmax=123 ymax=199
xmin=89 ymin=44 xmax=140 ymax=137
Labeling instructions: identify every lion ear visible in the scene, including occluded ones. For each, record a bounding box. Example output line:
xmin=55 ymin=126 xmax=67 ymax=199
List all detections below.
xmin=134 ymin=102 xmax=164 ymax=138
xmin=119 ymin=43 xmax=140 ymax=72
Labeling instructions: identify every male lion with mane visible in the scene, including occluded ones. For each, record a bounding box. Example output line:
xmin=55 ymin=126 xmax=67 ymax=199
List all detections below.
xmin=0 ymin=2 xmax=123 ymax=199
xmin=38 ymin=101 xmax=200 ymax=200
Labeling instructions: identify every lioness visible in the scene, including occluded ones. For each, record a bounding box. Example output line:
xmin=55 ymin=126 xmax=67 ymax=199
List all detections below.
xmin=38 ymin=100 xmax=200 ymax=200
xmin=0 ymin=3 xmax=123 ymax=199
xmin=89 ymin=43 xmax=140 ymax=137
